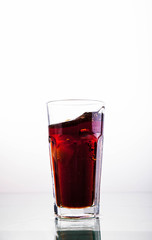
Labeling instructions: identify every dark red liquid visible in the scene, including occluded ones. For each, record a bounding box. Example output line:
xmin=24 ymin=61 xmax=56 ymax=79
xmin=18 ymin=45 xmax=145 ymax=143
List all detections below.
xmin=48 ymin=112 xmax=104 ymax=208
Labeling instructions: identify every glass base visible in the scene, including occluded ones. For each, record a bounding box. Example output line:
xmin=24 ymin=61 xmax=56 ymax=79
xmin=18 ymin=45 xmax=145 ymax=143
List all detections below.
xmin=54 ymin=204 xmax=99 ymax=219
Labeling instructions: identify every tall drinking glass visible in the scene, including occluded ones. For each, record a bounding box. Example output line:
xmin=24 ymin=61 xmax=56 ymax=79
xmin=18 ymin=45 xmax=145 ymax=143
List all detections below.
xmin=47 ymin=99 xmax=105 ymax=218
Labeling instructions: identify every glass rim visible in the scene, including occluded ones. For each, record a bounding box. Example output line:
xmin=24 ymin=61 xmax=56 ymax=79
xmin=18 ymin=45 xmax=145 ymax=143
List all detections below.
xmin=46 ymin=99 xmax=105 ymax=106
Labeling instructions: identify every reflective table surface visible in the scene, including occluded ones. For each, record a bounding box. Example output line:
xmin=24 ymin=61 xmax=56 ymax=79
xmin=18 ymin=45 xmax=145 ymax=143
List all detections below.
xmin=0 ymin=193 xmax=152 ymax=239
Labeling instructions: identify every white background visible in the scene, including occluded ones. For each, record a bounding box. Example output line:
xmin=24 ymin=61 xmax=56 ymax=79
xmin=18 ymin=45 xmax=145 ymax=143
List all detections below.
xmin=0 ymin=0 xmax=152 ymax=193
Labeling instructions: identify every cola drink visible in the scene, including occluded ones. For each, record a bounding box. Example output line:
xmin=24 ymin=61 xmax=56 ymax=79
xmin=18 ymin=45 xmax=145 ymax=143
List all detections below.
xmin=48 ymin=111 xmax=104 ymax=208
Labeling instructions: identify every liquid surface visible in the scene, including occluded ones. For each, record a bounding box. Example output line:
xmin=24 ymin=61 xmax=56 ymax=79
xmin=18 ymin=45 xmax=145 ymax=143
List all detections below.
xmin=48 ymin=112 xmax=104 ymax=208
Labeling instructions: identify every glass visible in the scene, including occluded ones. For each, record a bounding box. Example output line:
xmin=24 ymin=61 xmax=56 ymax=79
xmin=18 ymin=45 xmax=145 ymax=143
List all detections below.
xmin=47 ymin=99 xmax=105 ymax=218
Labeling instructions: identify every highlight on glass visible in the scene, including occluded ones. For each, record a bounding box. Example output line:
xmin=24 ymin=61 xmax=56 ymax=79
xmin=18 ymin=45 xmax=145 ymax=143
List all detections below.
xmin=47 ymin=99 xmax=105 ymax=218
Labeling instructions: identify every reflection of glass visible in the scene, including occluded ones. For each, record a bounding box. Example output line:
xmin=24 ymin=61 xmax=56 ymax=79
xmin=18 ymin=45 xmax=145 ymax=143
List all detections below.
xmin=55 ymin=217 xmax=101 ymax=240
xmin=47 ymin=100 xmax=105 ymax=218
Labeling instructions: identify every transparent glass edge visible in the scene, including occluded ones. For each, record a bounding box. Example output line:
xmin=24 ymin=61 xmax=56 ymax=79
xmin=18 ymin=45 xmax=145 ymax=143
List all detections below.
xmin=46 ymin=99 xmax=105 ymax=107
